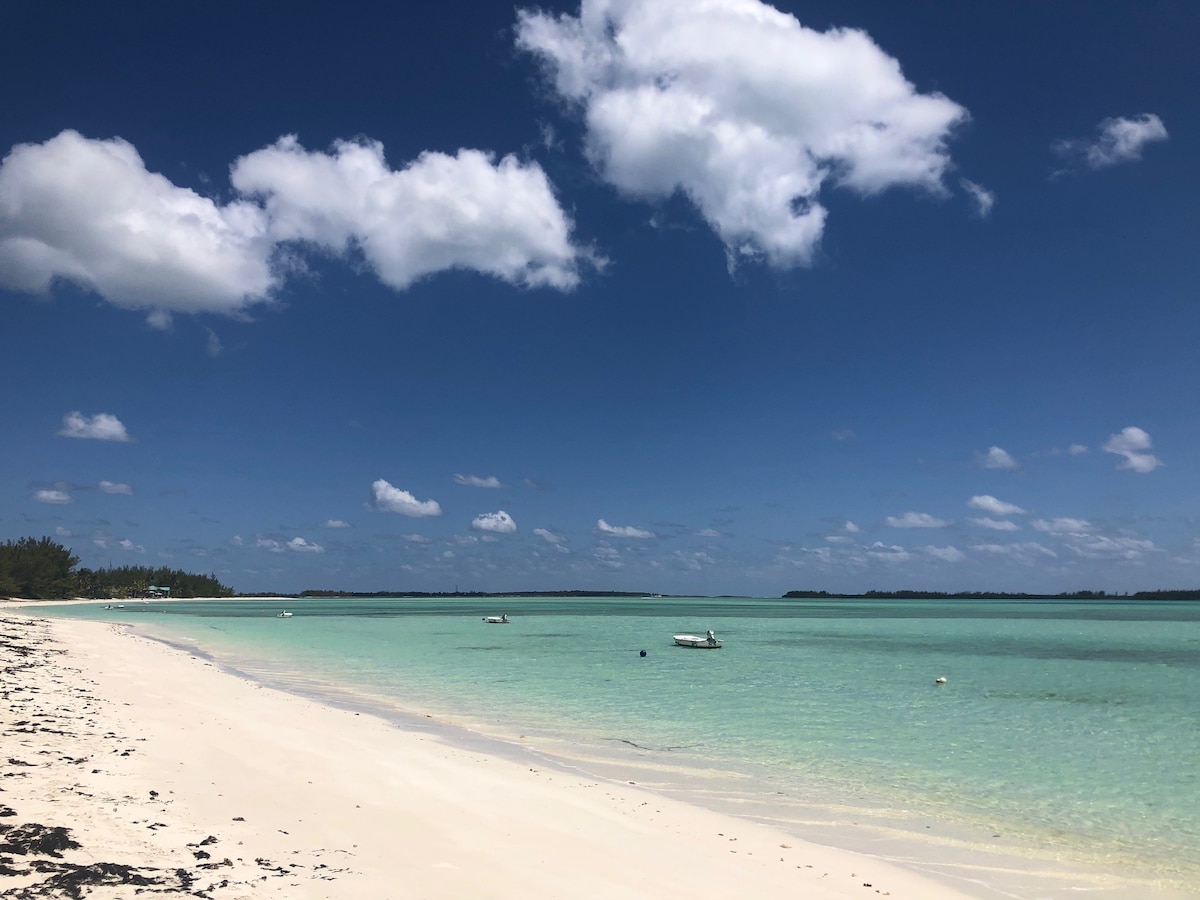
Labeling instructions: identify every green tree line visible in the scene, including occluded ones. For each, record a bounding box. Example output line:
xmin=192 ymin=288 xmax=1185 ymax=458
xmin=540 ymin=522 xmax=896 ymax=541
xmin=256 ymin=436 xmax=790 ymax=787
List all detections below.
xmin=0 ymin=536 xmax=233 ymax=600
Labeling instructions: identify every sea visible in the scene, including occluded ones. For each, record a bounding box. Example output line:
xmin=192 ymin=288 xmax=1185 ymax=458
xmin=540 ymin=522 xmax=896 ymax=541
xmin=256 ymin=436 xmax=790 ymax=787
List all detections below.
xmin=28 ymin=596 xmax=1200 ymax=899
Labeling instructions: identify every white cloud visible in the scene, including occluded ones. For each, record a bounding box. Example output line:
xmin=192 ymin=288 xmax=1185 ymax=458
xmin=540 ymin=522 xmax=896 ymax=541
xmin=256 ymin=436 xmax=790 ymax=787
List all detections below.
xmin=206 ymin=328 xmax=223 ymax=357
xmin=256 ymin=538 xmax=285 ymax=553
xmin=516 ymin=0 xmax=967 ymax=269
xmin=400 ymin=533 xmax=432 ymax=545
xmin=970 ymin=517 xmax=1020 ymax=532
xmin=594 ymin=545 xmax=625 ymax=568
xmin=972 ymin=542 xmax=1057 ymax=560
xmin=844 ymin=520 xmax=860 ymax=533
xmin=867 ymin=541 xmax=910 ymax=562
xmin=534 ymin=527 xmax=570 ymax=553
xmin=0 ymin=130 xmax=275 ymax=317
xmin=58 ymin=411 xmax=132 ymax=442
xmin=886 ymin=511 xmax=948 ymax=528
xmin=288 ymin=537 xmax=324 ymax=553
xmin=978 ymin=445 xmax=1017 ymax=470
xmin=324 ymin=519 xmax=350 ymax=528
xmin=825 ymin=535 xmax=854 ymax=544
xmin=1032 ymin=517 xmax=1092 ymax=536
xmin=369 ymin=479 xmax=443 ymax=517
xmin=231 ymin=135 xmax=589 ymax=291
xmin=56 ymin=526 xmax=71 ymax=537
xmin=1102 ymin=426 xmax=1162 ymax=473
xmin=455 ymin=474 xmax=504 ymax=488
xmin=696 ymin=528 xmax=721 ymax=538
xmin=597 ymin=518 xmax=655 ymax=539
xmin=968 ymin=494 xmax=1025 ymax=516
xmin=925 ymin=545 xmax=965 ymax=562
xmin=672 ymin=549 xmax=715 ymax=570
xmin=1066 ymin=534 xmax=1157 ymax=561
xmin=831 ymin=429 xmax=856 ymax=441
xmin=118 ymin=538 xmax=145 ymax=553
xmin=472 ymin=510 xmax=517 ymax=533
xmin=1055 ymin=114 xmax=1168 ymax=170
xmin=98 ymin=480 xmax=132 ymax=495
xmin=1068 ymin=443 xmax=1088 ymax=456
xmin=34 ymin=489 xmax=72 ymax=504
xmin=960 ymin=178 xmax=995 ymax=217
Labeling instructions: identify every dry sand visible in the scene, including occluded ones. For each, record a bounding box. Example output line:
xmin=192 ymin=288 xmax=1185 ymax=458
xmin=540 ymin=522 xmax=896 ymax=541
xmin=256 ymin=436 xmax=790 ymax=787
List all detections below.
xmin=0 ymin=611 xmax=988 ymax=899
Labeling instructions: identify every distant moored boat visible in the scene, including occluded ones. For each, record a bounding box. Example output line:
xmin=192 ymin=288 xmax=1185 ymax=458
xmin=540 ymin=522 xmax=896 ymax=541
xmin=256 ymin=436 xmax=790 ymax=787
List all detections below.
xmin=673 ymin=629 xmax=722 ymax=649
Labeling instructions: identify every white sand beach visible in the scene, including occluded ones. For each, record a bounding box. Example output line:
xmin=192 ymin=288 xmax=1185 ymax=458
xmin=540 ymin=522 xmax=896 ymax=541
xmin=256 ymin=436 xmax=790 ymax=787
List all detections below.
xmin=0 ymin=610 xmax=986 ymax=899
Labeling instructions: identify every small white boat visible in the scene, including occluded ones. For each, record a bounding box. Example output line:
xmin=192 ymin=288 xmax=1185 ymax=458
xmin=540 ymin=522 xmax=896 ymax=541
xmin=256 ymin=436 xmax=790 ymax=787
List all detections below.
xmin=482 ymin=614 xmax=510 ymax=624
xmin=673 ymin=630 xmax=722 ymax=649
xmin=277 ymin=610 xmax=293 ymax=618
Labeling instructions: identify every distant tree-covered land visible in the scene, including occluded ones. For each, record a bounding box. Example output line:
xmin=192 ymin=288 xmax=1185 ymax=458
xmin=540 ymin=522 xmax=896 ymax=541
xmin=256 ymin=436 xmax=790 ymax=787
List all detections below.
xmin=298 ymin=589 xmax=657 ymax=598
xmin=783 ymin=589 xmax=1200 ymax=600
xmin=0 ymin=536 xmax=233 ymax=600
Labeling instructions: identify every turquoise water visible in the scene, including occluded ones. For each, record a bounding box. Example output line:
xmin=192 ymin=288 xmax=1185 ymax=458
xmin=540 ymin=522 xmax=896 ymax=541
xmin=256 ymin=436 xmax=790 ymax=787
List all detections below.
xmin=30 ymin=596 xmax=1200 ymax=897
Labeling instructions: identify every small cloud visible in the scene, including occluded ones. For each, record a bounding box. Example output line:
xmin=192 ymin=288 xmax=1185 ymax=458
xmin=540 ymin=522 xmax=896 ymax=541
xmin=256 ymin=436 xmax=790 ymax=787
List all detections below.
xmin=1055 ymin=114 xmax=1168 ymax=170
xmin=118 ymin=538 xmax=145 ymax=553
xmin=844 ymin=520 xmax=860 ymax=533
xmin=324 ymin=519 xmax=350 ymax=528
xmin=206 ymin=328 xmax=223 ymax=357
xmin=1102 ymin=426 xmax=1161 ymax=473
xmin=979 ymin=446 xmax=1018 ymax=470
xmin=1032 ymin=517 xmax=1092 ymax=536
xmin=925 ymin=545 xmax=965 ymax=563
xmin=970 ymin=517 xmax=1020 ymax=532
xmin=831 ymin=429 xmax=856 ymax=442
xmin=400 ymin=533 xmax=432 ymax=545
xmin=146 ymin=310 xmax=173 ymax=331
xmin=369 ymin=479 xmax=443 ymax=517
xmin=35 ymin=489 xmax=72 ymax=504
xmin=968 ymin=494 xmax=1025 ymax=516
xmin=886 ymin=511 xmax=948 ymax=529
xmin=56 ymin=526 xmax=72 ymax=537
xmin=972 ymin=541 xmax=1057 ymax=560
xmin=99 ymin=480 xmax=133 ymax=495
xmin=471 ymin=510 xmax=517 ymax=533
xmin=1068 ymin=443 xmax=1088 ymax=456
xmin=696 ymin=528 xmax=721 ymax=538
xmin=960 ymin=179 xmax=995 ymax=217
xmin=454 ymin=474 xmax=504 ymax=488
xmin=533 ymin=528 xmax=565 ymax=544
xmin=256 ymin=538 xmax=285 ymax=553
xmin=288 ymin=537 xmax=324 ymax=553
xmin=58 ymin=411 xmax=132 ymax=442
xmin=867 ymin=542 xmax=910 ymax=562
xmin=597 ymin=518 xmax=655 ymax=539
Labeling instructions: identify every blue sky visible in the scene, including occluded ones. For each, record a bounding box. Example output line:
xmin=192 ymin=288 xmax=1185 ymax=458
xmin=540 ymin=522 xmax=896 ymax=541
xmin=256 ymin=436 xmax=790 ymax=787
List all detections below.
xmin=2 ymin=0 xmax=1197 ymax=596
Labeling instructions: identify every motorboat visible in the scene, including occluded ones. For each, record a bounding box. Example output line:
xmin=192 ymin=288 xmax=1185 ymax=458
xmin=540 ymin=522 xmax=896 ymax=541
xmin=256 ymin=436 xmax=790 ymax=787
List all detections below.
xmin=673 ymin=630 xmax=722 ymax=649
xmin=277 ymin=610 xmax=294 ymax=618
xmin=482 ymin=614 xmax=510 ymax=623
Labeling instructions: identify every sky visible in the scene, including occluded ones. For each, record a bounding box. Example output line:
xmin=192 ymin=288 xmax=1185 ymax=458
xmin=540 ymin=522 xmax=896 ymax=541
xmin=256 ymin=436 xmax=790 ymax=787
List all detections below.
xmin=2 ymin=0 xmax=1197 ymax=597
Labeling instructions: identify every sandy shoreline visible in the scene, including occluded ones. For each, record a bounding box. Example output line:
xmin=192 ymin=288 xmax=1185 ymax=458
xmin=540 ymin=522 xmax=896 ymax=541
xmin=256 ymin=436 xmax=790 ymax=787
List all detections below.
xmin=0 ymin=612 xmax=989 ymax=899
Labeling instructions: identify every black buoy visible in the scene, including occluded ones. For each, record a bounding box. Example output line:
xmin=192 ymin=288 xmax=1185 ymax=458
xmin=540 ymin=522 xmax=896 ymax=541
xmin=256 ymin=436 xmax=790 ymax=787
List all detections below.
xmin=639 ymin=649 xmax=647 ymax=657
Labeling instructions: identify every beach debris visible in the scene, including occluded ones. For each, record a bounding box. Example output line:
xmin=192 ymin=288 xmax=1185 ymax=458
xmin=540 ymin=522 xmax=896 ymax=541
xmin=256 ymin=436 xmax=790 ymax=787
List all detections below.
xmin=0 ymin=822 xmax=81 ymax=857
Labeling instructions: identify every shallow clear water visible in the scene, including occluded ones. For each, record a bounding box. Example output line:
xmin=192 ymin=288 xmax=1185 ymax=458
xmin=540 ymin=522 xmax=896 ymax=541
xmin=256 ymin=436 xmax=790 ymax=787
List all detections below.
xmin=34 ymin=596 xmax=1200 ymax=895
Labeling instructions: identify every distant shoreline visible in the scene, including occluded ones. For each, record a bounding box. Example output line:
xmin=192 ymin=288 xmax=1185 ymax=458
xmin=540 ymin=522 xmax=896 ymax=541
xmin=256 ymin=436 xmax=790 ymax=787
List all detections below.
xmin=9 ymin=589 xmax=1200 ymax=604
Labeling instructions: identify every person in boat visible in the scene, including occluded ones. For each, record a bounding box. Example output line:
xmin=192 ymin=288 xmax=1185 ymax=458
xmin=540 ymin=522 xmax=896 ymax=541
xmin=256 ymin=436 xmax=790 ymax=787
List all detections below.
xmin=501 ymin=613 xmax=509 ymax=623
xmin=706 ymin=629 xmax=717 ymax=645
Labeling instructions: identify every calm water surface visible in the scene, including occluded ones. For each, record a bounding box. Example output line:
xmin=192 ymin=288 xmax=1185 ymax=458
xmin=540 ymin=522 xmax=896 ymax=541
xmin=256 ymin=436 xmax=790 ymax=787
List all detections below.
xmin=33 ymin=596 xmax=1200 ymax=897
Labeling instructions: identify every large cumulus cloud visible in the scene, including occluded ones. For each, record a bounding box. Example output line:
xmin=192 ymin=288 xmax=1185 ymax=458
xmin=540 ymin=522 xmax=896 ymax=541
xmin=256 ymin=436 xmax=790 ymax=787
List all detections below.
xmin=517 ymin=0 xmax=968 ymax=267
